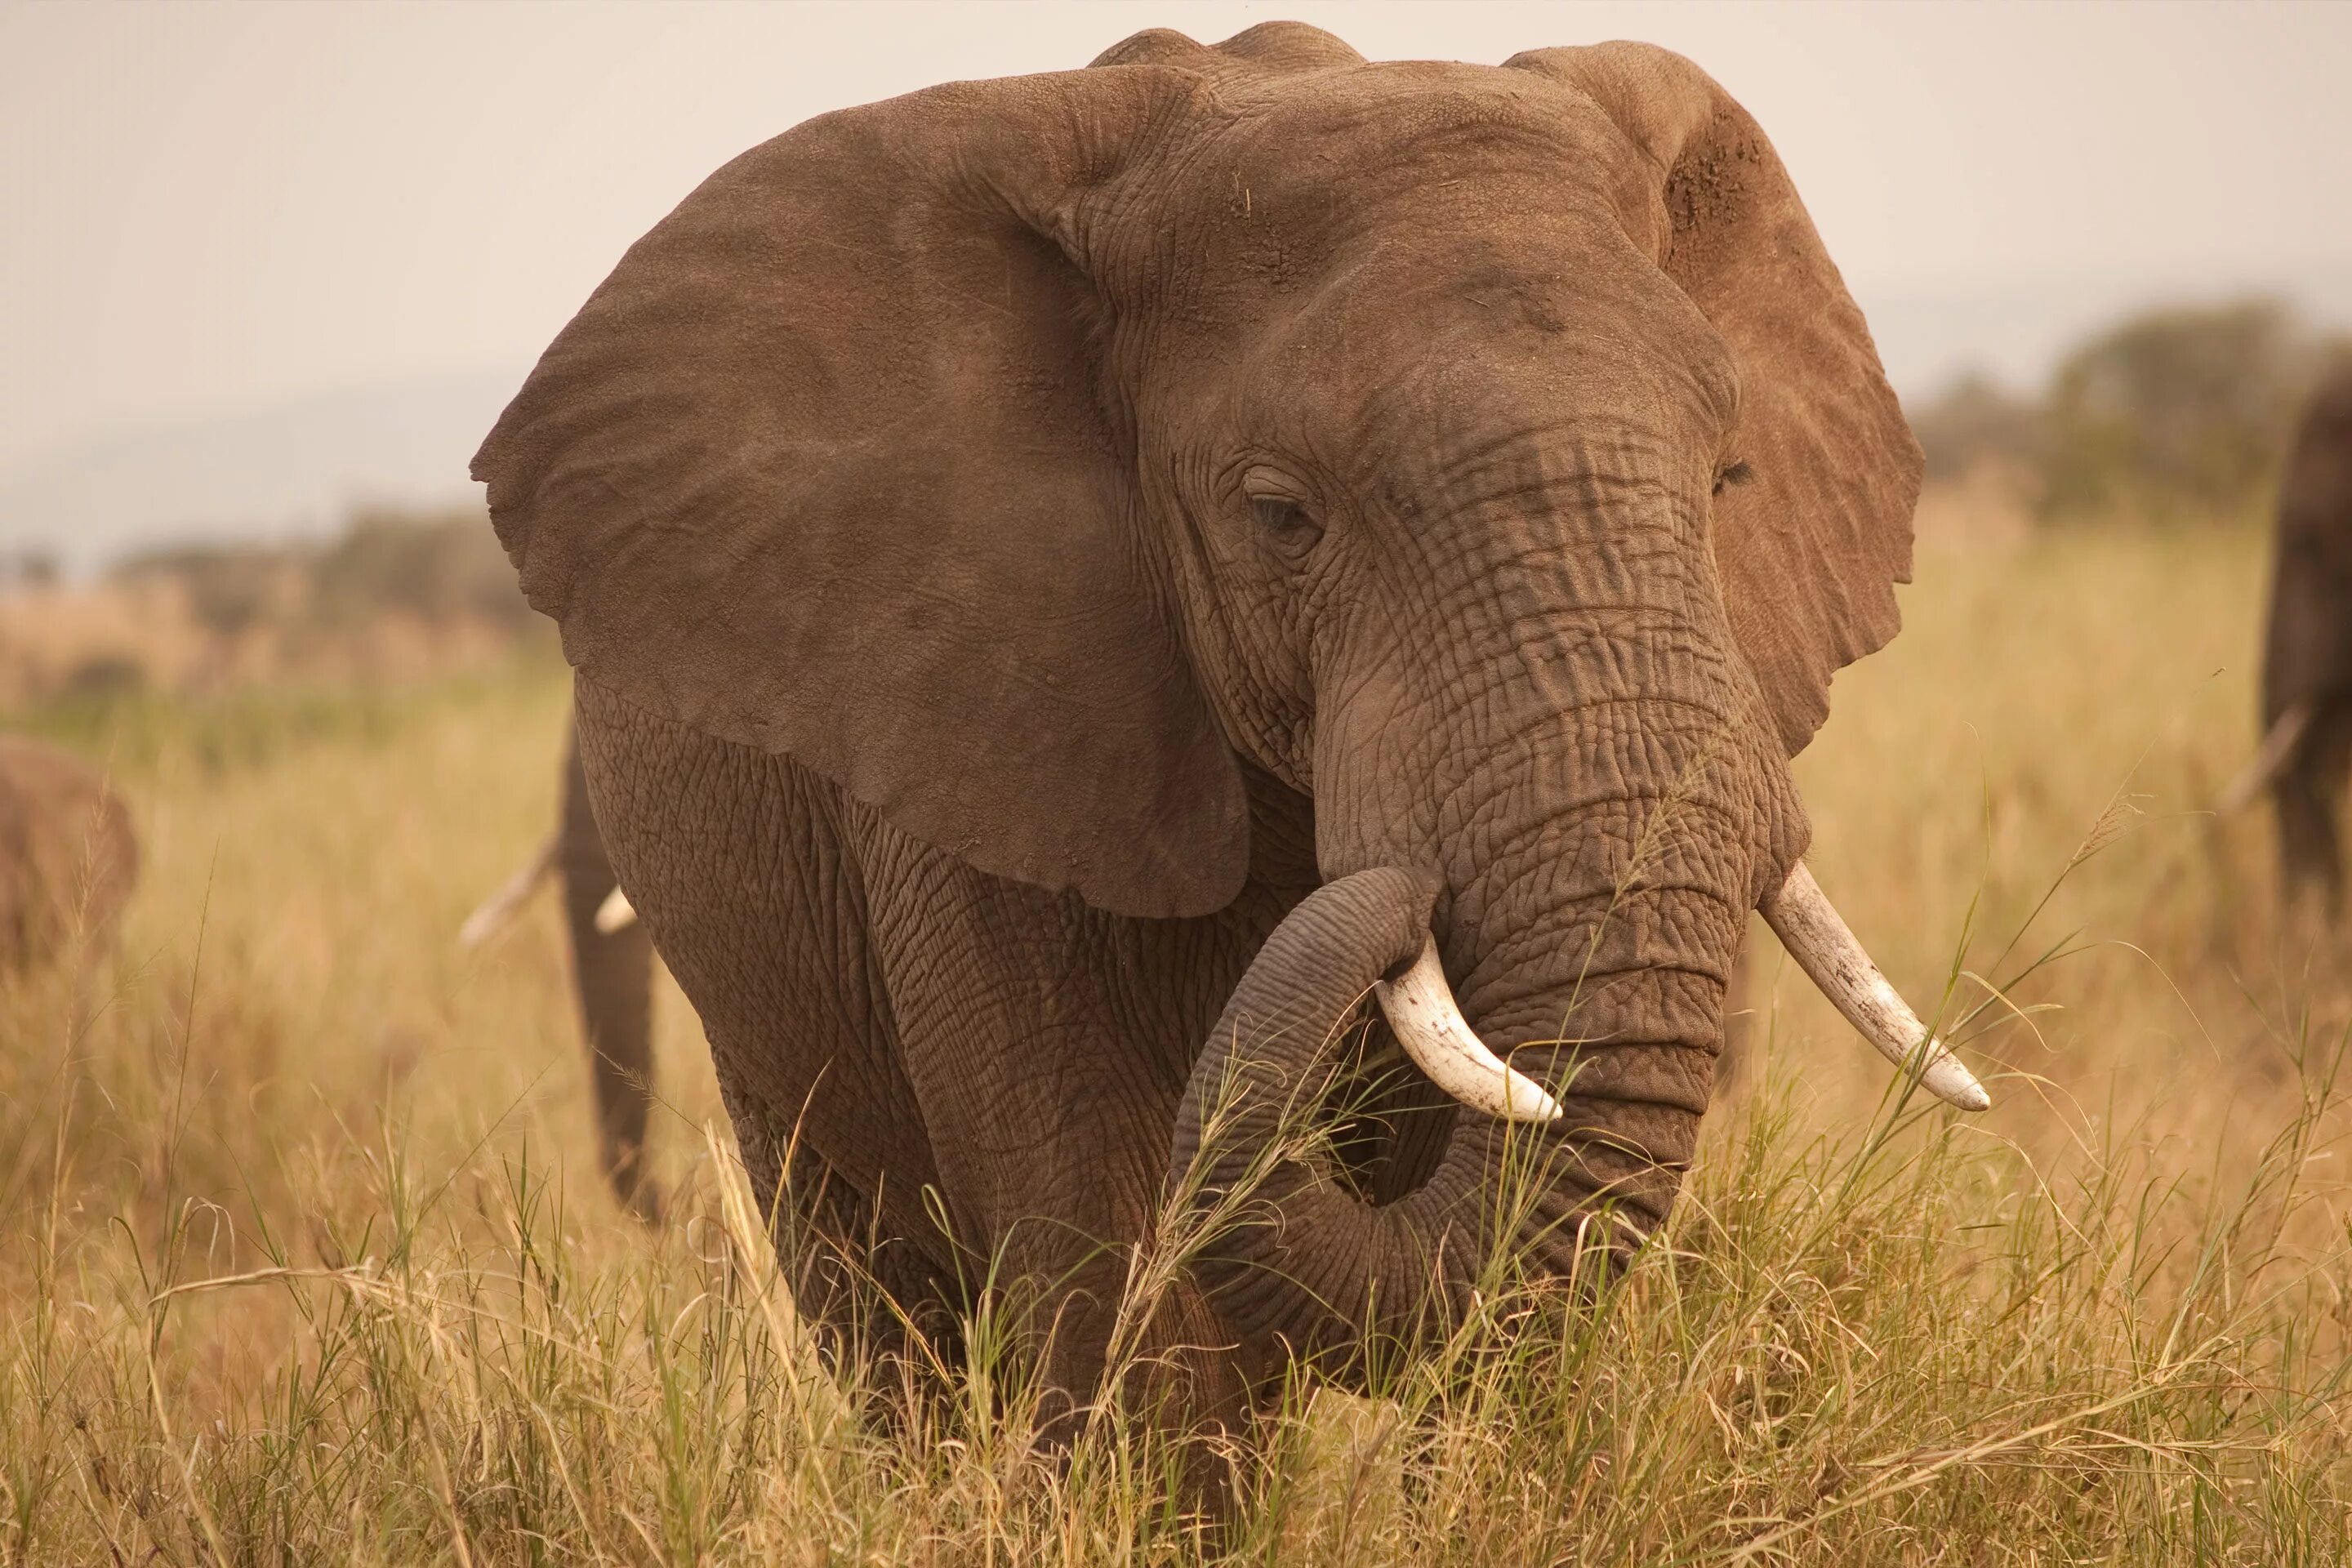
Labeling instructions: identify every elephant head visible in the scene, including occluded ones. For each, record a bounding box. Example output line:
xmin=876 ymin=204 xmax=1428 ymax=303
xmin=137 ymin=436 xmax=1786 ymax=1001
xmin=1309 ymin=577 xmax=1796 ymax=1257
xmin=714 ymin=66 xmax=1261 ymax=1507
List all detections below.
xmin=474 ymin=25 xmax=1982 ymax=1364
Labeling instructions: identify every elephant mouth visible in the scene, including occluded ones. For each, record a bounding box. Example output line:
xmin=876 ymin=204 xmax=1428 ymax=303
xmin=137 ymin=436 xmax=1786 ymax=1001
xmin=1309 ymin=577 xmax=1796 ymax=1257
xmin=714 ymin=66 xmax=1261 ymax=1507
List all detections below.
xmin=1374 ymin=857 xmax=1989 ymax=1121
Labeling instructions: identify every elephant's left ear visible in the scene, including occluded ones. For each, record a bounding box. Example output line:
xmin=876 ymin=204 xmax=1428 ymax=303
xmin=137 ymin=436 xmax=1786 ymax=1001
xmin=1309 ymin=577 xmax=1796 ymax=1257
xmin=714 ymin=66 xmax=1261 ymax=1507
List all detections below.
xmin=1508 ymin=42 xmax=1922 ymax=756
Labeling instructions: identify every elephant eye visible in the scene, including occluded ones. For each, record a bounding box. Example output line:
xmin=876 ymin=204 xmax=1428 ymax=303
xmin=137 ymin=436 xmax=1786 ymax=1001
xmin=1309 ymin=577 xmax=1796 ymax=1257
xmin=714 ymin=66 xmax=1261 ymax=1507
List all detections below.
xmin=1250 ymin=494 xmax=1325 ymax=553
xmin=1713 ymin=460 xmax=1755 ymax=497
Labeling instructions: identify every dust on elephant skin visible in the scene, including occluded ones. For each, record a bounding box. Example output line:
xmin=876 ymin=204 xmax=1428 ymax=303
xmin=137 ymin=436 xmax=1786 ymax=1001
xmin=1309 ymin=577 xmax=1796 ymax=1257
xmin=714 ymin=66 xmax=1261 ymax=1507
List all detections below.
xmin=475 ymin=22 xmax=1935 ymax=1428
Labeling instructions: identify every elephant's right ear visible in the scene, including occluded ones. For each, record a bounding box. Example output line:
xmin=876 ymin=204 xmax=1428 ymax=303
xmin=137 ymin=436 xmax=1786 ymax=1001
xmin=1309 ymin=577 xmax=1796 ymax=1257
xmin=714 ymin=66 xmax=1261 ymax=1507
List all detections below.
xmin=1506 ymin=43 xmax=1922 ymax=757
xmin=475 ymin=68 xmax=1250 ymax=919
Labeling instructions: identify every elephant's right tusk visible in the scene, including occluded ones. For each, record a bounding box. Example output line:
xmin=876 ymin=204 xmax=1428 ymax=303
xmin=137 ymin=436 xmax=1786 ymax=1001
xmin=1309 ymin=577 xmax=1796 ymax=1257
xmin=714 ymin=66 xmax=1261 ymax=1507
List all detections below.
xmin=595 ymin=885 xmax=639 ymax=934
xmin=1374 ymin=936 xmax=1564 ymax=1124
xmin=2216 ymin=702 xmax=2316 ymax=814
xmin=1760 ymin=861 xmax=1989 ymax=1112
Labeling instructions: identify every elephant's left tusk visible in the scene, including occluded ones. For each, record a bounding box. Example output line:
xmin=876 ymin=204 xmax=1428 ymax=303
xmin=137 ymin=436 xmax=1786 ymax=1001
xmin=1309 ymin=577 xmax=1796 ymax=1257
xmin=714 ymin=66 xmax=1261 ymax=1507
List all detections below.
xmin=595 ymin=885 xmax=639 ymax=934
xmin=1761 ymin=861 xmax=1989 ymax=1112
xmin=1374 ymin=936 xmax=1564 ymax=1124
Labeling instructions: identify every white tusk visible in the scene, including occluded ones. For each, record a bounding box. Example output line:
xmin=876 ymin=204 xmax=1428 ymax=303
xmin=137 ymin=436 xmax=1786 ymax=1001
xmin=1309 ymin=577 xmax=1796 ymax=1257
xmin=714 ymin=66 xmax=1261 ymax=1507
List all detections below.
xmin=1374 ymin=935 xmax=1564 ymax=1124
xmin=2216 ymin=702 xmax=2316 ymax=814
xmin=457 ymin=840 xmax=555 ymax=950
xmin=594 ymin=884 xmax=639 ymax=934
xmin=1760 ymin=861 xmax=1989 ymax=1112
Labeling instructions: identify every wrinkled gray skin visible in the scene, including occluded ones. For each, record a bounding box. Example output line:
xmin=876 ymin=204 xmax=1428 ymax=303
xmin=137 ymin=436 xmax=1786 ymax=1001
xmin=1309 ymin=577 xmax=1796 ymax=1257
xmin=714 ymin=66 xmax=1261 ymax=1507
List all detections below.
xmin=2261 ymin=363 xmax=2352 ymax=912
xmin=0 ymin=735 xmax=137 ymax=973
xmin=474 ymin=25 xmax=1924 ymax=1429
xmin=555 ymin=721 xmax=662 ymax=1218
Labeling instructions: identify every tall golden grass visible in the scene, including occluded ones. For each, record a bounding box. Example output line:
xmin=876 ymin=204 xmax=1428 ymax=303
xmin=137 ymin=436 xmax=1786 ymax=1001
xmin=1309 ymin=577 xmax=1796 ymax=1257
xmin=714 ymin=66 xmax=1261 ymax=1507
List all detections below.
xmin=2 ymin=506 xmax=2346 ymax=1563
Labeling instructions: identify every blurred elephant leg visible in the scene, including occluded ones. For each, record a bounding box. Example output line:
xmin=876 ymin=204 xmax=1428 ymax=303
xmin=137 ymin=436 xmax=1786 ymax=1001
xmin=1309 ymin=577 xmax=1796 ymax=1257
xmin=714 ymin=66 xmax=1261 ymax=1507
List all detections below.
xmin=557 ymin=724 xmax=661 ymax=1218
xmin=2275 ymin=701 xmax=2352 ymax=920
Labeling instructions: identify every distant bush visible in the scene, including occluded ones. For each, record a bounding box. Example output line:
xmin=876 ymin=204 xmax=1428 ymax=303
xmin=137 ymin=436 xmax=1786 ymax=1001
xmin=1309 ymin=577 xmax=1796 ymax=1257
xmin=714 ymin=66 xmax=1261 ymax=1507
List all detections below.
xmin=0 ymin=549 xmax=59 ymax=590
xmin=1910 ymin=296 xmax=2352 ymax=525
xmin=2039 ymin=301 xmax=2340 ymax=523
xmin=0 ymin=506 xmax=545 ymax=712
xmin=114 ymin=543 xmax=296 ymax=637
xmin=113 ymin=506 xmax=529 ymax=635
xmin=1910 ymin=373 xmax=2044 ymax=486
xmin=60 ymin=653 xmax=146 ymax=702
xmin=310 ymin=507 xmax=536 ymax=633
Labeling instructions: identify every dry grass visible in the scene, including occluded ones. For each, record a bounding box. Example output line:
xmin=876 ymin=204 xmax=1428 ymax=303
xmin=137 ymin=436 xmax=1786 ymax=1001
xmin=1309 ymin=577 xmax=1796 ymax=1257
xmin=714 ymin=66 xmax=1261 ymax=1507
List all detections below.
xmin=2 ymin=508 xmax=2349 ymax=1563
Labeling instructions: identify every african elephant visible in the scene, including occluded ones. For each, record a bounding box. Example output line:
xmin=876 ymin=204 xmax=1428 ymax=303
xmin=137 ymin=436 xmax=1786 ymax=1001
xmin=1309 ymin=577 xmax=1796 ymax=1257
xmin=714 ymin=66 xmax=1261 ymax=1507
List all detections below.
xmin=2227 ymin=361 xmax=2352 ymax=911
xmin=461 ymin=716 xmax=660 ymax=1217
xmin=0 ymin=734 xmax=137 ymax=972
xmin=472 ymin=24 xmax=1986 ymax=1424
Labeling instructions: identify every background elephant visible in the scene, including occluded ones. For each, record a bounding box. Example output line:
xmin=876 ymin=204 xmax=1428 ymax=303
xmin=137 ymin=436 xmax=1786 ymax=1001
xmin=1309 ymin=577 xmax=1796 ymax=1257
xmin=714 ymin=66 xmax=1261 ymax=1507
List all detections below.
xmin=472 ymin=24 xmax=1981 ymax=1424
xmin=0 ymin=734 xmax=137 ymax=973
xmin=461 ymin=716 xmax=660 ymax=1218
xmin=2229 ymin=362 xmax=2352 ymax=911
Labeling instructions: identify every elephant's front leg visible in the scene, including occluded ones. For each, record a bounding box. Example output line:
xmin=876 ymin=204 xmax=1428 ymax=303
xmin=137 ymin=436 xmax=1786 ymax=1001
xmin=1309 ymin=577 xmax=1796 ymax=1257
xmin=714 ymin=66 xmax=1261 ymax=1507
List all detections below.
xmin=571 ymin=684 xmax=972 ymax=1376
xmin=859 ymin=835 xmax=1263 ymax=1432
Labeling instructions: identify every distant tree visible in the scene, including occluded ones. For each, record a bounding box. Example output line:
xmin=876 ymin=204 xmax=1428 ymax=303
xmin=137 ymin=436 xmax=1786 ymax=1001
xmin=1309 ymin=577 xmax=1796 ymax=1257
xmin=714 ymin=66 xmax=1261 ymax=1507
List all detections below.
xmin=1909 ymin=297 xmax=2352 ymax=525
xmin=2034 ymin=298 xmax=2341 ymax=524
xmin=113 ymin=542 xmax=295 ymax=636
xmin=6 ymin=550 xmax=61 ymax=589
xmin=309 ymin=506 xmax=534 ymax=631
xmin=1909 ymin=373 xmax=2043 ymax=484
xmin=110 ymin=505 xmax=535 ymax=639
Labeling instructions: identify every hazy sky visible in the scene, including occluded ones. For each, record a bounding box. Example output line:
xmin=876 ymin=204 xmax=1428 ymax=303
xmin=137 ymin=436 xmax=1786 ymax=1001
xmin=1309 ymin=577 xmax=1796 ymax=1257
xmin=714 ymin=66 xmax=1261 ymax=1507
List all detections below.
xmin=5 ymin=0 xmax=2351 ymax=477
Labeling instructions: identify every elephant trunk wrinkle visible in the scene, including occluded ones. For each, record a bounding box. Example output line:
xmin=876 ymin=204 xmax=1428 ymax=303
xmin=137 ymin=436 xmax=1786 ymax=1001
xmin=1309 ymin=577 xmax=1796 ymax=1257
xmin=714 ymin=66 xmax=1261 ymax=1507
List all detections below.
xmin=1197 ymin=463 xmax=1793 ymax=1367
xmin=1177 ymin=742 xmax=1762 ymax=1372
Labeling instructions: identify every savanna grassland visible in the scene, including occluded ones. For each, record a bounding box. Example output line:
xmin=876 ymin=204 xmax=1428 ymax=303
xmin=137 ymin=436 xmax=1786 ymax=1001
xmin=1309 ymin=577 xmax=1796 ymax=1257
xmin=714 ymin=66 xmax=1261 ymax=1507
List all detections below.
xmin=2 ymin=509 xmax=2350 ymax=1566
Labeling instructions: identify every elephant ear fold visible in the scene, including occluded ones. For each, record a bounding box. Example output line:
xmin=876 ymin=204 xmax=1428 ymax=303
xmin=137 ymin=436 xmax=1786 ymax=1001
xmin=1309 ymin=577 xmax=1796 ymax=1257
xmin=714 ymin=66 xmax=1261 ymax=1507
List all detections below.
xmin=1508 ymin=42 xmax=1923 ymax=755
xmin=474 ymin=68 xmax=1250 ymax=919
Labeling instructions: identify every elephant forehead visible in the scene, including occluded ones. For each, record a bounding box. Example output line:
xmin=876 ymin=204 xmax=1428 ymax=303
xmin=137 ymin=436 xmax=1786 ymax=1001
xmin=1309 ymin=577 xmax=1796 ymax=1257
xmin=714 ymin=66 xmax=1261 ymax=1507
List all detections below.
xmin=1098 ymin=71 xmax=1693 ymax=390
xmin=1174 ymin=62 xmax=1657 ymax=237
xmin=1139 ymin=217 xmax=1740 ymax=476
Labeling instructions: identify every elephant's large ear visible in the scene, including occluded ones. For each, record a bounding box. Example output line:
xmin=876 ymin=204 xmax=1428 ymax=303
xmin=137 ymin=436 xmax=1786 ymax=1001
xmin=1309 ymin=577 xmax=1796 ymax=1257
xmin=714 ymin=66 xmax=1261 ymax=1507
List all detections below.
xmin=1507 ymin=42 xmax=1922 ymax=755
xmin=474 ymin=69 xmax=1249 ymax=918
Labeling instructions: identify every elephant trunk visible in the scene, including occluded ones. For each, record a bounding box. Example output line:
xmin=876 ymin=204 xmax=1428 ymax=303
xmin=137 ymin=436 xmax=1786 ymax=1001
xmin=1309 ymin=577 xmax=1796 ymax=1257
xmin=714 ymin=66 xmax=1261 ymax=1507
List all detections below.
xmin=1172 ymin=690 xmax=1772 ymax=1366
xmin=1169 ymin=871 xmax=1741 ymax=1367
